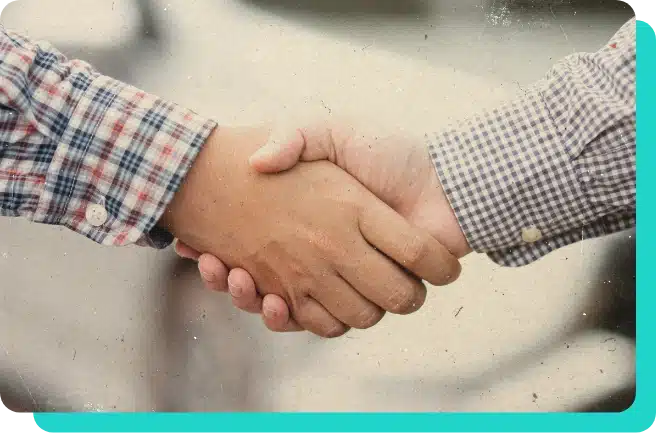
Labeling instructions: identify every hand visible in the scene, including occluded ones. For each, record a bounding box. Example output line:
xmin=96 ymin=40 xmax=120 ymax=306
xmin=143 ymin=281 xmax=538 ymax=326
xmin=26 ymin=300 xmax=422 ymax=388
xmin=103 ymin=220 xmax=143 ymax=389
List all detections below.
xmin=162 ymin=125 xmax=461 ymax=337
xmin=177 ymin=122 xmax=470 ymax=332
xmin=251 ymin=123 xmax=471 ymax=256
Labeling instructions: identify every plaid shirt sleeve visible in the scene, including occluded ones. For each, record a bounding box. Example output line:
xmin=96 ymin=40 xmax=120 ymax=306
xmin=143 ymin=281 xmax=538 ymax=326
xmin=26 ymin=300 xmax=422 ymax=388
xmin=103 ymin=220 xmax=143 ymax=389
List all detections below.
xmin=0 ymin=27 xmax=217 ymax=248
xmin=428 ymin=18 xmax=636 ymax=267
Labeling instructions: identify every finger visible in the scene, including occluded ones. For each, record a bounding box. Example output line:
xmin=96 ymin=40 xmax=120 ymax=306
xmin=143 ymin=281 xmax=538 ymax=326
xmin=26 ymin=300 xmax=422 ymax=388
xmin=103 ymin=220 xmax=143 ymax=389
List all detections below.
xmin=310 ymin=275 xmax=385 ymax=330
xmin=262 ymin=295 xmax=304 ymax=332
xmin=198 ymin=254 xmax=229 ymax=292
xmin=338 ymin=240 xmax=428 ymax=315
xmin=292 ymin=297 xmax=349 ymax=338
xmin=358 ymin=200 xmax=461 ymax=286
xmin=293 ymin=125 xmax=352 ymax=163
xmin=228 ymin=268 xmax=262 ymax=314
xmin=175 ymin=240 xmax=201 ymax=261
xmin=249 ymin=128 xmax=306 ymax=173
xmin=250 ymin=124 xmax=350 ymax=173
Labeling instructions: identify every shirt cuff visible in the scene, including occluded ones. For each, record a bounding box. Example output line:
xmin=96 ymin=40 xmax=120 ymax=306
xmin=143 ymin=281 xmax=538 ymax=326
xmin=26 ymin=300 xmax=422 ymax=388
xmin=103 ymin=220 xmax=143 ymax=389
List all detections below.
xmin=32 ymin=74 xmax=217 ymax=248
xmin=428 ymin=85 xmax=606 ymax=267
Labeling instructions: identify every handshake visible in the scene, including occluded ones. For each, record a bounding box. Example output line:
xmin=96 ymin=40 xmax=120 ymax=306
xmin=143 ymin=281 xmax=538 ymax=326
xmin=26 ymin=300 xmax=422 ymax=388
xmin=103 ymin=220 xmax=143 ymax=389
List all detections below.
xmin=161 ymin=122 xmax=472 ymax=338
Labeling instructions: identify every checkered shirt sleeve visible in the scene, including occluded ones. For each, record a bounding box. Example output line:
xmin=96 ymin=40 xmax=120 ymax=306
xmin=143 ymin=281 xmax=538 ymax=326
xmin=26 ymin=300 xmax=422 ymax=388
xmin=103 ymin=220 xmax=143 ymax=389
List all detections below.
xmin=0 ymin=27 xmax=217 ymax=248
xmin=428 ymin=18 xmax=636 ymax=267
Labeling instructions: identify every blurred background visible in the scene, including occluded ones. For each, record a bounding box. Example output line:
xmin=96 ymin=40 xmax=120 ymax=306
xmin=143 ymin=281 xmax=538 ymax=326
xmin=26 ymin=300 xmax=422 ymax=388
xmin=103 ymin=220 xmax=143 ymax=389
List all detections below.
xmin=0 ymin=0 xmax=635 ymax=413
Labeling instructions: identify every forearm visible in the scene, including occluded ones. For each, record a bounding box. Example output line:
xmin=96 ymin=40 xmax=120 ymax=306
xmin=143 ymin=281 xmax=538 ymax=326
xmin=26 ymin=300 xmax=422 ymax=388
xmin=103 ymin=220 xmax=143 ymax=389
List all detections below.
xmin=0 ymin=26 xmax=216 ymax=248
xmin=428 ymin=18 xmax=636 ymax=267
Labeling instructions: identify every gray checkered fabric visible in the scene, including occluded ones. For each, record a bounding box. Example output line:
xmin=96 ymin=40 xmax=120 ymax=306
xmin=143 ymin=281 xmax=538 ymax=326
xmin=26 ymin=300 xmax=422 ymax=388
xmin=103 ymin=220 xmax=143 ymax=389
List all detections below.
xmin=428 ymin=18 xmax=636 ymax=267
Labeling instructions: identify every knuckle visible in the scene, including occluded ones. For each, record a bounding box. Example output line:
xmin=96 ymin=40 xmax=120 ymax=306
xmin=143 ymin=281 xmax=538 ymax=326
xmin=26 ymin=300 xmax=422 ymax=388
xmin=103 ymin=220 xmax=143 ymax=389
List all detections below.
xmin=386 ymin=285 xmax=425 ymax=315
xmin=443 ymin=261 xmax=462 ymax=285
xmin=282 ymin=273 xmax=315 ymax=301
xmin=353 ymin=307 xmax=384 ymax=329
xmin=322 ymin=324 xmax=348 ymax=339
xmin=401 ymin=235 xmax=430 ymax=269
xmin=293 ymin=297 xmax=347 ymax=339
xmin=386 ymin=289 xmax=415 ymax=314
xmin=302 ymin=226 xmax=345 ymax=262
xmin=308 ymin=230 xmax=339 ymax=258
xmin=289 ymin=295 xmax=311 ymax=313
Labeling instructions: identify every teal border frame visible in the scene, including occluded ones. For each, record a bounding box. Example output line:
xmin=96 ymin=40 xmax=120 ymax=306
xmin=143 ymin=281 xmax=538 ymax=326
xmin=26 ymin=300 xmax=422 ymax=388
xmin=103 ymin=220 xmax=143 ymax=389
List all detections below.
xmin=32 ymin=20 xmax=655 ymax=433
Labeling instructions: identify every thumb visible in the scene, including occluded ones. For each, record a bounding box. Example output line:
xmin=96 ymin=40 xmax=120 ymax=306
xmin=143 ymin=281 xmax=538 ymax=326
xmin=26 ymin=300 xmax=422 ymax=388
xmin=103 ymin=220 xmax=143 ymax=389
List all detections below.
xmin=249 ymin=127 xmax=306 ymax=173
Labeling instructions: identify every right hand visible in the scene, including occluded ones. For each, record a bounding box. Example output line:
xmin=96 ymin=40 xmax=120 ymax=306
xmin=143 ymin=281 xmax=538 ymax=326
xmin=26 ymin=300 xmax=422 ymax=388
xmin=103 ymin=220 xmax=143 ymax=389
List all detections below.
xmin=177 ymin=122 xmax=471 ymax=333
xmin=161 ymin=126 xmax=461 ymax=338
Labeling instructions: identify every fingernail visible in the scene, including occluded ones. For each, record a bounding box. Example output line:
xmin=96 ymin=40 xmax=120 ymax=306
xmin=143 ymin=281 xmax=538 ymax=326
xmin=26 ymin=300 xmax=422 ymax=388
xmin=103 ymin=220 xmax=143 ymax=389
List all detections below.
xmin=263 ymin=307 xmax=278 ymax=319
xmin=249 ymin=141 xmax=279 ymax=164
xmin=228 ymin=282 xmax=243 ymax=298
xmin=199 ymin=270 xmax=215 ymax=282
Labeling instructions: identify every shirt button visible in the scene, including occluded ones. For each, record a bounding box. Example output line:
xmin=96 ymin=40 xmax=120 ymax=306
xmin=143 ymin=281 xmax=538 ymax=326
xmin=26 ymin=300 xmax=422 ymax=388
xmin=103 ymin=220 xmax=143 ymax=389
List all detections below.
xmin=86 ymin=204 xmax=108 ymax=227
xmin=521 ymin=227 xmax=542 ymax=243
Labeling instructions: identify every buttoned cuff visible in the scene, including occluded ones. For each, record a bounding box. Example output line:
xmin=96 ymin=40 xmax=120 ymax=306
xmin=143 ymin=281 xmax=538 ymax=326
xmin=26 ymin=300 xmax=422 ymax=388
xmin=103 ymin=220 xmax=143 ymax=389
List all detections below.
xmin=428 ymin=85 xmax=610 ymax=267
xmin=33 ymin=74 xmax=217 ymax=248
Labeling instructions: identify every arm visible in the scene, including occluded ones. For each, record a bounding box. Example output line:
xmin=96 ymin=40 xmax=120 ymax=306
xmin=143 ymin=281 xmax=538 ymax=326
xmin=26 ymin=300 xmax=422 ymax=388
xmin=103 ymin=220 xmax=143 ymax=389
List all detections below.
xmin=429 ymin=18 xmax=636 ymax=266
xmin=181 ymin=18 xmax=637 ymax=331
xmin=0 ymin=26 xmax=215 ymax=248
xmin=0 ymin=27 xmax=460 ymax=337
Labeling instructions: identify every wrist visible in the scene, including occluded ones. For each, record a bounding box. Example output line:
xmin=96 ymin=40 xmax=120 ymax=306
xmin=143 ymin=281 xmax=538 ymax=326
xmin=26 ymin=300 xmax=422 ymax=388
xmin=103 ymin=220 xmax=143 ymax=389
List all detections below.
xmin=158 ymin=127 xmax=224 ymax=237
xmin=421 ymin=171 xmax=472 ymax=258
xmin=158 ymin=125 xmax=270 ymax=250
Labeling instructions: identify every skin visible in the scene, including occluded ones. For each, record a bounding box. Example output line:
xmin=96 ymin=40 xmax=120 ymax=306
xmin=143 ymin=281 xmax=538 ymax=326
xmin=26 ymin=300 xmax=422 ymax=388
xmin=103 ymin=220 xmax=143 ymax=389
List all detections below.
xmin=176 ymin=122 xmax=471 ymax=333
xmin=163 ymin=125 xmax=461 ymax=337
